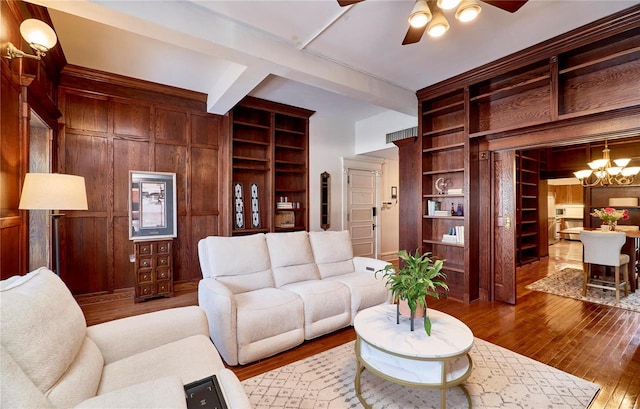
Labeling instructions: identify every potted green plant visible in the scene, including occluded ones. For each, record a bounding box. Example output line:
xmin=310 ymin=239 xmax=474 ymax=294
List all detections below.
xmin=377 ymin=249 xmax=448 ymax=335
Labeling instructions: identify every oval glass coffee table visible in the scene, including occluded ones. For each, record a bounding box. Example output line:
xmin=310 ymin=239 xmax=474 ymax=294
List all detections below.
xmin=353 ymin=304 xmax=474 ymax=408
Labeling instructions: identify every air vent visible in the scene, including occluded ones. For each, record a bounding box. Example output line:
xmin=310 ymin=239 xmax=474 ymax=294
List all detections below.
xmin=386 ymin=126 xmax=418 ymax=144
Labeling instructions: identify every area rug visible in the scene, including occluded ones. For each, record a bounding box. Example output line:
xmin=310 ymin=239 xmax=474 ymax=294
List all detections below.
xmin=526 ymin=268 xmax=640 ymax=313
xmin=241 ymin=339 xmax=599 ymax=409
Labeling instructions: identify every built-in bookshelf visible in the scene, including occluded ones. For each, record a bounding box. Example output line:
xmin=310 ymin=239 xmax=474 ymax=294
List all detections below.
xmin=230 ymin=97 xmax=314 ymax=235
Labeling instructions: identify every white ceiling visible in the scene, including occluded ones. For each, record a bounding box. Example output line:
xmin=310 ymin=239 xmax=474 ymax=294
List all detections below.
xmin=31 ymin=0 xmax=640 ymax=123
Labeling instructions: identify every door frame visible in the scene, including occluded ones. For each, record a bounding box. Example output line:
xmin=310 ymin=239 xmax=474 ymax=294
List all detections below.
xmin=341 ymin=156 xmax=383 ymax=258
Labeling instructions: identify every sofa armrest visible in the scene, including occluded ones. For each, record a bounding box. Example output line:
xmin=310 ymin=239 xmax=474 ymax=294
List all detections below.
xmin=74 ymin=376 xmax=186 ymax=408
xmin=198 ymin=278 xmax=239 ymax=365
xmin=218 ymin=368 xmax=252 ymax=408
xmin=353 ymin=256 xmax=393 ymax=276
xmin=87 ymin=306 xmax=209 ymax=365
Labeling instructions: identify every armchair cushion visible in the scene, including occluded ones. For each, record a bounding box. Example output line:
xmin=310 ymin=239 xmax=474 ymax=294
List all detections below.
xmin=98 ymin=334 xmax=222 ymax=395
xmin=74 ymin=377 xmax=187 ymax=409
xmin=0 ymin=268 xmax=94 ymax=401
xmin=87 ymin=306 xmax=210 ymax=365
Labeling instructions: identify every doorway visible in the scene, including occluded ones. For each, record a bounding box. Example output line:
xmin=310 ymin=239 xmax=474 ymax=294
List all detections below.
xmin=342 ymin=157 xmax=383 ymax=258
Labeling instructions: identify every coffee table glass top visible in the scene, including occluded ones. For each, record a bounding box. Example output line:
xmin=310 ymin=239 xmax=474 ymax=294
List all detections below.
xmin=354 ymin=304 xmax=474 ymax=359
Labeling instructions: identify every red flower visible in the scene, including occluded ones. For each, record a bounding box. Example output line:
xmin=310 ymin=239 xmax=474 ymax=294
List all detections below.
xmin=604 ymin=207 xmax=615 ymax=213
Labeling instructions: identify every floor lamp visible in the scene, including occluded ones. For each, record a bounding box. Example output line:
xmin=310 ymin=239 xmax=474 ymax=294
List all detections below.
xmin=19 ymin=173 xmax=88 ymax=276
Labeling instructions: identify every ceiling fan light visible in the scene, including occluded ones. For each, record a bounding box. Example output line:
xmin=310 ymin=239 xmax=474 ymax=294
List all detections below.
xmin=455 ymin=1 xmax=481 ymax=22
xmin=427 ymin=12 xmax=449 ymax=37
xmin=437 ymin=0 xmax=461 ymax=10
xmin=409 ymin=0 xmax=432 ymax=28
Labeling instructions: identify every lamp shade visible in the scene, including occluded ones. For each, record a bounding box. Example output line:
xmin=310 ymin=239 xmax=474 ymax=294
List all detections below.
xmin=20 ymin=19 xmax=58 ymax=52
xmin=19 ymin=173 xmax=88 ymax=210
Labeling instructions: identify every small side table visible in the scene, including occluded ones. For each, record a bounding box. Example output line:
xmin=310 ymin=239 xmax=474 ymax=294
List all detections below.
xmin=133 ymin=239 xmax=174 ymax=303
xmin=353 ymin=304 xmax=474 ymax=408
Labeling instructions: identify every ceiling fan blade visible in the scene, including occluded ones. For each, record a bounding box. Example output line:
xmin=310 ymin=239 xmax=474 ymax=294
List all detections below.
xmin=481 ymin=0 xmax=528 ymax=13
xmin=337 ymin=0 xmax=364 ymax=6
xmin=402 ymin=25 xmax=428 ymax=45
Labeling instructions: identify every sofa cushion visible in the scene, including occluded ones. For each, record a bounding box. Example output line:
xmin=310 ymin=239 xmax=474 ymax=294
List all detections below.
xmin=326 ymin=272 xmax=391 ymax=318
xmin=0 ymin=268 xmax=88 ymax=395
xmin=235 ymin=287 xmax=304 ymax=346
xmin=98 ymin=334 xmax=223 ymax=395
xmin=309 ymin=231 xmax=356 ymax=278
xmin=266 ymin=231 xmax=320 ymax=286
xmin=281 ymin=279 xmax=351 ymax=339
xmin=198 ymin=234 xmax=274 ymax=292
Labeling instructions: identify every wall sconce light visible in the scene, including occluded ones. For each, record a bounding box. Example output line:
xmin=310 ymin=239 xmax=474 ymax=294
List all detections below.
xmin=6 ymin=19 xmax=58 ymax=60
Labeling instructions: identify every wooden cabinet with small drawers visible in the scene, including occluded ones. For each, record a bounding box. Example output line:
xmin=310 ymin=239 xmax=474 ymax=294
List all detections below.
xmin=133 ymin=239 xmax=173 ymax=302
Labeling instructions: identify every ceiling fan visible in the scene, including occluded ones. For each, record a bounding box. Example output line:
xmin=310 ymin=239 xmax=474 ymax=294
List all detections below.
xmin=337 ymin=0 xmax=528 ymax=45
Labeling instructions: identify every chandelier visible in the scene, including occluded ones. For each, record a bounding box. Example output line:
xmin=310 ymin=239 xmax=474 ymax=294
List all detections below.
xmin=573 ymin=140 xmax=640 ymax=187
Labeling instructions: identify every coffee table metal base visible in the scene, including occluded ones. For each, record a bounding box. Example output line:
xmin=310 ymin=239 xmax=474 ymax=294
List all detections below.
xmin=354 ymin=336 xmax=473 ymax=408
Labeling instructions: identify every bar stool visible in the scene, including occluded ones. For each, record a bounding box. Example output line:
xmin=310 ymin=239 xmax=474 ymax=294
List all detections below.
xmin=579 ymin=230 xmax=630 ymax=303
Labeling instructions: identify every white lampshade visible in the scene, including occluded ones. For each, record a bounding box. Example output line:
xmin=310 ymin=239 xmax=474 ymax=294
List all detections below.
xmin=19 ymin=173 xmax=88 ymax=211
xmin=613 ymin=158 xmax=631 ymax=167
xmin=573 ymin=169 xmax=593 ymax=180
xmin=437 ymin=0 xmax=461 ymax=10
xmin=455 ymin=0 xmax=482 ymax=22
xmin=427 ymin=11 xmax=450 ymax=37
xmin=20 ymin=19 xmax=57 ymax=52
xmin=621 ymin=166 xmax=640 ymax=177
xmin=588 ymin=159 xmax=608 ymax=170
xmin=409 ymin=0 xmax=432 ymax=28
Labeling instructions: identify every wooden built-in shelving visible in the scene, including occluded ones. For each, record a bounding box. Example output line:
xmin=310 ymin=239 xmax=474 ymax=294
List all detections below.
xmin=230 ymin=97 xmax=314 ymax=235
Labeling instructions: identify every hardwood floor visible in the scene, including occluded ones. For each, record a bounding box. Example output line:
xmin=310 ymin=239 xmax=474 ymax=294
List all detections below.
xmin=79 ymin=241 xmax=639 ymax=408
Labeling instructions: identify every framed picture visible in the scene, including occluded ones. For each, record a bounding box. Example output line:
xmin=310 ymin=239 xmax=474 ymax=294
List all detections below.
xmin=129 ymin=171 xmax=177 ymax=240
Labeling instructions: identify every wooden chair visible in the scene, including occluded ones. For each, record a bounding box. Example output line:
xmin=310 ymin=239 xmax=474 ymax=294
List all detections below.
xmin=579 ymin=230 xmax=630 ymax=304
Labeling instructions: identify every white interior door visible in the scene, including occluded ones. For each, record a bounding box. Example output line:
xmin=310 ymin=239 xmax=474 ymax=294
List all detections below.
xmin=347 ymin=169 xmax=377 ymax=258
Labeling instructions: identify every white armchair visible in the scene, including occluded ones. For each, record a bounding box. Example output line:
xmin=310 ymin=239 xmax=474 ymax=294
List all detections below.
xmin=0 ymin=267 xmax=251 ymax=408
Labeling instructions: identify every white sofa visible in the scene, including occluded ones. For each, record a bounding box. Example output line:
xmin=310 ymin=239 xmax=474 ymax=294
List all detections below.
xmin=0 ymin=267 xmax=251 ymax=409
xmin=198 ymin=230 xmax=392 ymax=365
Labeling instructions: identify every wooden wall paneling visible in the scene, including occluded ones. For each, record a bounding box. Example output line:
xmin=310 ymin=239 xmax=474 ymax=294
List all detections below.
xmin=58 ymin=67 xmax=224 ymax=296
xmin=173 ymin=216 xmax=190 ymax=282
xmin=155 ymin=108 xmax=188 ymax=145
xmin=113 ymin=100 xmax=151 ymax=138
xmin=191 ymin=147 xmax=219 ymax=215
xmin=63 ymin=217 xmax=109 ymax=294
xmin=155 ymin=143 xmax=188 ymax=281
xmin=62 ymin=132 xmax=109 ymax=290
xmin=113 ymin=216 xmax=134 ymax=289
xmin=64 ymin=93 xmax=109 ymax=133
xmin=191 ymin=113 xmax=221 ymax=147
xmin=113 ymin=139 xmax=150 ymax=213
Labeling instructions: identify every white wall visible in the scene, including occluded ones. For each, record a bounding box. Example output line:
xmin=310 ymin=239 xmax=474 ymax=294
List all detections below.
xmin=355 ymin=111 xmax=417 ymax=155
xmin=308 ymin=114 xmax=354 ymax=232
